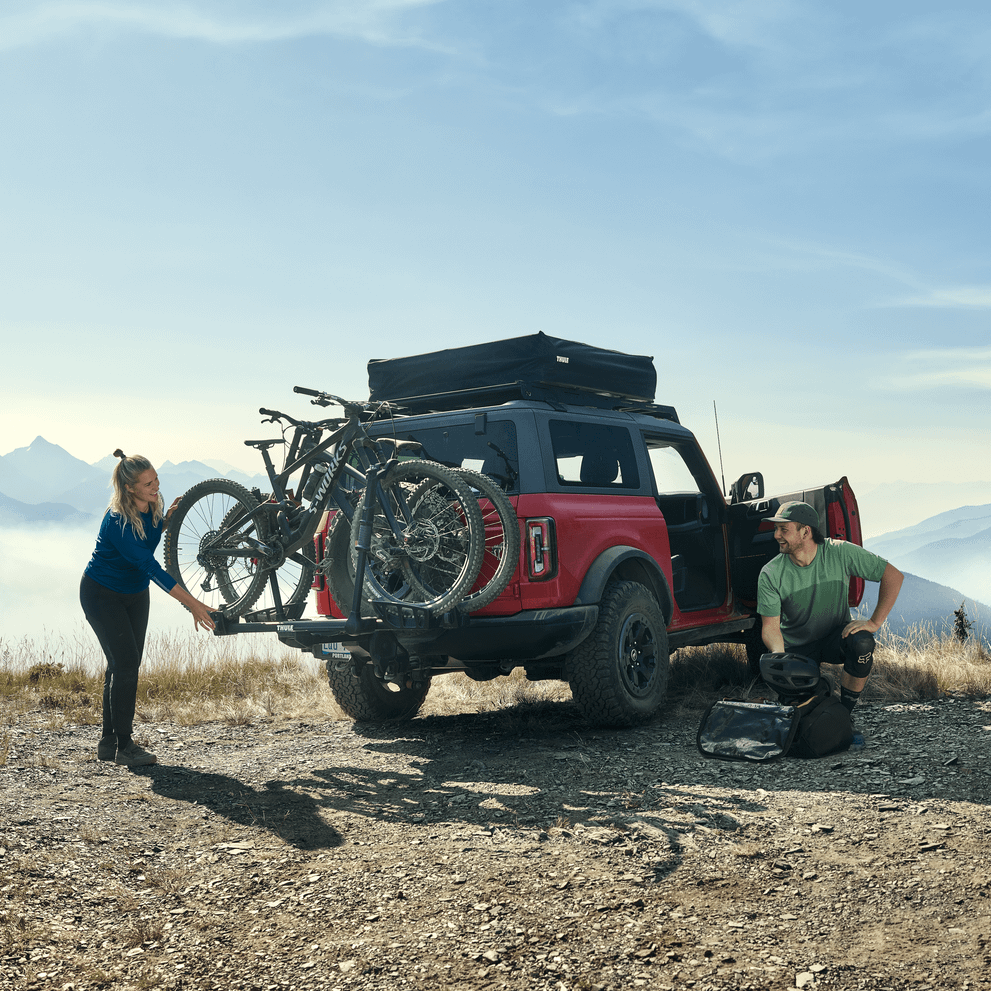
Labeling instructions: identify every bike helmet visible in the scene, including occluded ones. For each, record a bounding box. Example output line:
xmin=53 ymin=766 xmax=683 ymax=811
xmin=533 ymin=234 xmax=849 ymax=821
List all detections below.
xmin=759 ymin=652 xmax=820 ymax=695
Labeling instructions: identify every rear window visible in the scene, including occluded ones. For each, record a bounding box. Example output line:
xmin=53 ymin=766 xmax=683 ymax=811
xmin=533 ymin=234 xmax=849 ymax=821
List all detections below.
xmin=549 ymin=420 xmax=640 ymax=489
xmin=383 ymin=420 xmax=519 ymax=492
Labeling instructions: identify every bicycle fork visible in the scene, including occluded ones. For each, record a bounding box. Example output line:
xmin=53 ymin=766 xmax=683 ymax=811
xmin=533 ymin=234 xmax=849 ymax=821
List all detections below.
xmin=345 ymin=465 xmax=382 ymax=636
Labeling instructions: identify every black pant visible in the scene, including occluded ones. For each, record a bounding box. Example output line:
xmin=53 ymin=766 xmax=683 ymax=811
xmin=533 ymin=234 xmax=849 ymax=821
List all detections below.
xmin=794 ymin=625 xmax=875 ymax=679
xmin=80 ymin=574 xmax=150 ymax=742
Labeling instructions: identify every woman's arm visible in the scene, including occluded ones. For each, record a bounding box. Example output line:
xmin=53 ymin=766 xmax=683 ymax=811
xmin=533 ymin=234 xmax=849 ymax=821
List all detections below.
xmin=168 ymin=583 xmax=216 ymax=630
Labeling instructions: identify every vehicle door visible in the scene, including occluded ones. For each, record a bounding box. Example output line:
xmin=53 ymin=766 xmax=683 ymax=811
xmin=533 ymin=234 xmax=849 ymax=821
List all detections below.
xmin=727 ymin=475 xmax=864 ymax=608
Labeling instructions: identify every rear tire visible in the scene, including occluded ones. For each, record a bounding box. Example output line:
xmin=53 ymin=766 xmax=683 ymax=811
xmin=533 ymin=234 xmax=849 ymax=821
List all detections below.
xmin=567 ymin=580 xmax=669 ymax=728
xmin=325 ymin=658 xmax=431 ymax=721
xmin=223 ymin=496 xmax=315 ymax=617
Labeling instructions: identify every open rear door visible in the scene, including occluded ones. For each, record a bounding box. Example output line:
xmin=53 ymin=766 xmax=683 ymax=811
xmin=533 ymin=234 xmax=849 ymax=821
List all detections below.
xmin=728 ymin=476 xmax=864 ymax=609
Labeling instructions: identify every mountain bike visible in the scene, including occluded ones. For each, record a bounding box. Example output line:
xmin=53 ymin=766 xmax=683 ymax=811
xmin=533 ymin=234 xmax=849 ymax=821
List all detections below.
xmin=163 ymin=388 xmax=492 ymax=629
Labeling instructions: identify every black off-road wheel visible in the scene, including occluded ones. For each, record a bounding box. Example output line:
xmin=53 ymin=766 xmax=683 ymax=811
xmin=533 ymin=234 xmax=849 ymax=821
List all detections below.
xmin=567 ymin=580 xmax=669 ymax=728
xmin=325 ymin=657 xmax=431 ymax=721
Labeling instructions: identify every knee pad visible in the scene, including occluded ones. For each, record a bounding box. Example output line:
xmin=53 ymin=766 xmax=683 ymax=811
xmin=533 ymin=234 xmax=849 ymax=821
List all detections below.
xmin=843 ymin=630 xmax=875 ymax=678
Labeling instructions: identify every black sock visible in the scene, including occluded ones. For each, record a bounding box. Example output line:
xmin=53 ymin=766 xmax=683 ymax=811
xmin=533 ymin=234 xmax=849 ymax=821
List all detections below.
xmin=840 ymin=687 xmax=861 ymax=714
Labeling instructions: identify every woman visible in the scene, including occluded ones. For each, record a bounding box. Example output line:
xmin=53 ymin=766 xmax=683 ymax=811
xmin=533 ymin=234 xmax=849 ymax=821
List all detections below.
xmin=80 ymin=450 xmax=215 ymax=767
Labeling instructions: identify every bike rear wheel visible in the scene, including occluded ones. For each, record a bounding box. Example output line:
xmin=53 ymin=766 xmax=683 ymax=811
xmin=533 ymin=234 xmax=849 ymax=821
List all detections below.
xmin=408 ymin=468 xmax=520 ymax=612
xmin=164 ymin=478 xmax=271 ymax=616
xmin=351 ymin=460 xmax=484 ymax=615
xmin=240 ymin=495 xmax=316 ymax=618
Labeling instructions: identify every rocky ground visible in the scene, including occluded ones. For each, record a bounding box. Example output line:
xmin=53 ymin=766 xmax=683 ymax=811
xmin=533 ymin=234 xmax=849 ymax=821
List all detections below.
xmin=3 ymin=693 xmax=991 ymax=991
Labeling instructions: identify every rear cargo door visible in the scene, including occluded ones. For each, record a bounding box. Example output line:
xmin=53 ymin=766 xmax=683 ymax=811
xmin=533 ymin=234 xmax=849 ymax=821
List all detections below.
xmin=727 ymin=476 xmax=864 ymax=609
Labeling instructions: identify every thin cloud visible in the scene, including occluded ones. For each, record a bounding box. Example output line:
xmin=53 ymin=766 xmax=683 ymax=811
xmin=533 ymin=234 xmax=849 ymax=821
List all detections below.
xmin=887 ymin=347 xmax=991 ymax=392
xmin=896 ymin=287 xmax=991 ymax=310
xmin=0 ymin=0 xmax=448 ymax=50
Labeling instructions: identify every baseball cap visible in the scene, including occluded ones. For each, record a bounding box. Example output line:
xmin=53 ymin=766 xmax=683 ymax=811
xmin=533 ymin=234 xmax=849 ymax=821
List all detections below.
xmin=763 ymin=501 xmax=820 ymax=530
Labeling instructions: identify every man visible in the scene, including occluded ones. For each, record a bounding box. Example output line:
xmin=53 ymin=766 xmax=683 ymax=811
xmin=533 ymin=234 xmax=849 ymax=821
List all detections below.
xmin=757 ymin=501 xmax=903 ymax=716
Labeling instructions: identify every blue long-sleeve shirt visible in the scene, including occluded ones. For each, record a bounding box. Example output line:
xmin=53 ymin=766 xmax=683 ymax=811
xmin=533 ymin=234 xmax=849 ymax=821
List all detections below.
xmin=84 ymin=509 xmax=178 ymax=595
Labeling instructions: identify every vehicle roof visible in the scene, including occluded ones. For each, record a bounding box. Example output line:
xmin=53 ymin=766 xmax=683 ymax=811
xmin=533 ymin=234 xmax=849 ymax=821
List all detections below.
xmin=375 ymin=398 xmax=696 ymax=441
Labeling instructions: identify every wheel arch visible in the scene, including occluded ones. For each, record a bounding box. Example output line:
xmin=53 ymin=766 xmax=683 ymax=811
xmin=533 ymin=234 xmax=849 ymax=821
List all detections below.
xmin=574 ymin=546 xmax=673 ymax=624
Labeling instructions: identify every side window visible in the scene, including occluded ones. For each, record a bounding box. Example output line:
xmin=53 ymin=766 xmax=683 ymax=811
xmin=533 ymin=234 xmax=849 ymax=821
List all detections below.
xmin=647 ymin=440 xmax=702 ymax=494
xmin=549 ymin=421 xmax=640 ymax=489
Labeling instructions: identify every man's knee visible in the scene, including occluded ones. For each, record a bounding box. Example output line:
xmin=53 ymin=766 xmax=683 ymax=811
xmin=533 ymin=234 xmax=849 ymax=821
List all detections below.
xmin=843 ymin=630 xmax=875 ymax=678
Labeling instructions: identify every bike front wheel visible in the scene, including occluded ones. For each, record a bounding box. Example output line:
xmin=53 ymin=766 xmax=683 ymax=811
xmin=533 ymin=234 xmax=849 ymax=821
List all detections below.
xmin=351 ymin=460 xmax=484 ymax=615
xmin=164 ymin=478 xmax=271 ymax=616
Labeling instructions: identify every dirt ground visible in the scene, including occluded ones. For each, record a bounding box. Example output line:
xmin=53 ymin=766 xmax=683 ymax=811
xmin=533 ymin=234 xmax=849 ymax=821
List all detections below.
xmin=3 ymin=692 xmax=991 ymax=991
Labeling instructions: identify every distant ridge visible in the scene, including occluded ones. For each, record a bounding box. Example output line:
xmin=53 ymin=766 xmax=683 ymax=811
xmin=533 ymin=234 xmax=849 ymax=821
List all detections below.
xmin=0 ymin=436 xmax=266 ymax=520
xmin=858 ymin=571 xmax=990 ymax=646
xmin=0 ymin=491 xmax=96 ymax=526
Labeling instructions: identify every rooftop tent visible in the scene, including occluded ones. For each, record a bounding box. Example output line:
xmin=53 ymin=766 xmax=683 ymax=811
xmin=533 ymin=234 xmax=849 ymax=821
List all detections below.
xmin=367 ymin=332 xmax=657 ymax=407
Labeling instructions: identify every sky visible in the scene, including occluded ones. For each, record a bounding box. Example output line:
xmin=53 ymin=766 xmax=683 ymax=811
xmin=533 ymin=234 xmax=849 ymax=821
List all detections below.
xmin=2 ymin=0 xmax=990 ymax=517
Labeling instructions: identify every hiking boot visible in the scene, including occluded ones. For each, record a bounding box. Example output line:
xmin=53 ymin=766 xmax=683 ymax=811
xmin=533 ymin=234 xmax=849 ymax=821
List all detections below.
xmin=115 ymin=741 xmax=157 ymax=767
xmin=97 ymin=736 xmax=117 ymax=761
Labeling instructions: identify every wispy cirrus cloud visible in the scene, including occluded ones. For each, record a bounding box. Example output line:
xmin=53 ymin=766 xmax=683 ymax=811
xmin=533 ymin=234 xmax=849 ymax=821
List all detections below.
xmin=0 ymin=0 xmax=448 ymax=50
xmin=895 ymin=287 xmax=991 ymax=309
xmin=887 ymin=346 xmax=991 ymax=391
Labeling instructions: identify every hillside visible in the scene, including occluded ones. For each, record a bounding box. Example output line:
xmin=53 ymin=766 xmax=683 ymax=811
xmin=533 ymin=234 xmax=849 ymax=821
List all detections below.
xmin=858 ymin=571 xmax=991 ymax=645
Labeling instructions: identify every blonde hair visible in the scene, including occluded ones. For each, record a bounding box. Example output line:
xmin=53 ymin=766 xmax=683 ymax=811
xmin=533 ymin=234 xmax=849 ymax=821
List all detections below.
xmin=108 ymin=450 xmax=163 ymax=540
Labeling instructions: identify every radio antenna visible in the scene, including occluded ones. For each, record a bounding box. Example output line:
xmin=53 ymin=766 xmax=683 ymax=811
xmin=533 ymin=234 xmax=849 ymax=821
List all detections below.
xmin=713 ymin=401 xmax=726 ymax=496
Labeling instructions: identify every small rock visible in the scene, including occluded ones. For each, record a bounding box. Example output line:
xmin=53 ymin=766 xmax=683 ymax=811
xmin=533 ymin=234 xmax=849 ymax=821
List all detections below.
xmin=796 ymin=971 xmax=815 ymax=988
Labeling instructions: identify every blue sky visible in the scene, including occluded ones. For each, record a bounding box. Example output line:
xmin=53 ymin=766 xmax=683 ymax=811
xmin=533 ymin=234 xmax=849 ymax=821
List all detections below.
xmin=2 ymin=0 xmax=989 ymax=517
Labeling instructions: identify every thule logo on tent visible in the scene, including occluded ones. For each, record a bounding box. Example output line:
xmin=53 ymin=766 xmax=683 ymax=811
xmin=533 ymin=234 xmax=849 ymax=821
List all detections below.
xmin=556 ymin=355 xmax=569 ymax=363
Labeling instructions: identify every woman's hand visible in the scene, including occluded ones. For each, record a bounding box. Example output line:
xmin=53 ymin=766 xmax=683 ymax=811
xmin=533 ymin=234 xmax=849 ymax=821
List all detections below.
xmin=169 ymin=583 xmax=216 ymax=631
xmin=189 ymin=599 xmax=217 ymax=631
xmin=164 ymin=497 xmax=181 ymax=525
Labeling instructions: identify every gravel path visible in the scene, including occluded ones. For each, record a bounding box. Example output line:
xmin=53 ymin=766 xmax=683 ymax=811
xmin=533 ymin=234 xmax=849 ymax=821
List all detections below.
xmin=3 ymin=695 xmax=991 ymax=990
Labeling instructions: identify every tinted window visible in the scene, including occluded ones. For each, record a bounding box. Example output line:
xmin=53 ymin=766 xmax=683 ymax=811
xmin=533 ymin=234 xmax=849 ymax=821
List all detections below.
xmin=549 ymin=420 xmax=640 ymax=489
xmin=384 ymin=420 xmax=519 ymax=492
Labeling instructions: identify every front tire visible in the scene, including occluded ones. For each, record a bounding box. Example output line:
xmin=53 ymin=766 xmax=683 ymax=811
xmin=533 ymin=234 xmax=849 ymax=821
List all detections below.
xmin=352 ymin=460 xmax=484 ymax=614
xmin=325 ymin=658 xmax=431 ymax=721
xmin=164 ymin=478 xmax=271 ymax=615
xmin=567 ymin=580 xmax=669 ymax=728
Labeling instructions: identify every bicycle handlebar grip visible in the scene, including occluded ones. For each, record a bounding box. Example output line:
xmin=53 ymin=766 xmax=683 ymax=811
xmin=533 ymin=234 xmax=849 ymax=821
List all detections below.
xmin=293 ymin=386 xmax=321 ymax=397
xmin=258 ymin=408 xmax=281 ymax=418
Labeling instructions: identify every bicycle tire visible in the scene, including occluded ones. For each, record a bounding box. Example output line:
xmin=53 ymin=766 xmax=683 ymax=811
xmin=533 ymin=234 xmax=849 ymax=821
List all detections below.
xmin=351 ymin=460 xmax=484 ymax=615
xmin=322 ymin=509 xmax=376 ymax=619
xmin=163 ymin=478 xmax=271 ymax=616
xmin=242 ymin=495 xmax=316 ymax=613
xmin=408 ymin=468 xmax=520 ymax=612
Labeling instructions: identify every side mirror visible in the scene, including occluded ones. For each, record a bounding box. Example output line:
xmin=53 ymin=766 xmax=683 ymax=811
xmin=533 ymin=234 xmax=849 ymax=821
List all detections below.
xmin=730 ymin=472 xmax=764 ymax=504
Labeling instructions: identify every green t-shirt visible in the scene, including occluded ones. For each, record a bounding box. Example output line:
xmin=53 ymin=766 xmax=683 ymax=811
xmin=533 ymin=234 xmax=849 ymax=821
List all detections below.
xmin=757 ymin=539 xmax=888 ymax=648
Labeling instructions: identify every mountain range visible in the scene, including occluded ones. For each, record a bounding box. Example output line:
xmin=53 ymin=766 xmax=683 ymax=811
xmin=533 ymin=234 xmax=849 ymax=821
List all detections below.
xmin=0 ymin=437 xmax=267 ymax=520
xmin=2 ymin=436 xmax=988 ymax=642
xmin=865 ymin=504 xmax=991 ymax=610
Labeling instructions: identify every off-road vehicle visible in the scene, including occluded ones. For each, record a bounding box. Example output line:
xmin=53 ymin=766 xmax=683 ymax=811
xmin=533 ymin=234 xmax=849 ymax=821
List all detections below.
xmin=218 ymin=333 xmax=863 ymax=727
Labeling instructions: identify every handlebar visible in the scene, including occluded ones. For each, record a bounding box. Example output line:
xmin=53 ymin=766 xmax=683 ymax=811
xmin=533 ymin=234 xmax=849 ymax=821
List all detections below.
xmin=289 ymin=388 xmax=399 ymax=422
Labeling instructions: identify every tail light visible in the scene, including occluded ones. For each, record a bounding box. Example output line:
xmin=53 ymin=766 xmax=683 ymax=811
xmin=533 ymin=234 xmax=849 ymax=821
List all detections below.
xmin=525 ymin=517 xmax=556 ymax=580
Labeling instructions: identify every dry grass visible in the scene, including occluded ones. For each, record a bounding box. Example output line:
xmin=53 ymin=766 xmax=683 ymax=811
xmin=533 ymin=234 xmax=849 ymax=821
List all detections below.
xmin=0 ymin=623 xmax=988 ymax=728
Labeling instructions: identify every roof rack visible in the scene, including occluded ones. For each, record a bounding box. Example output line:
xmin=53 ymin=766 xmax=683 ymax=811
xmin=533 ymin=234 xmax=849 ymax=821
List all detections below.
xmin=380 ymin=380 xmax=680 ymax=423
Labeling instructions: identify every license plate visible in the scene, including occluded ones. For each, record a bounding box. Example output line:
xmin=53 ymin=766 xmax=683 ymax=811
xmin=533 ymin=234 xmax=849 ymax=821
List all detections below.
xmin=320 ymin=641 xmax=351 ymax=660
